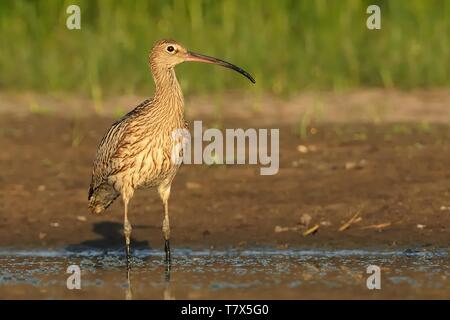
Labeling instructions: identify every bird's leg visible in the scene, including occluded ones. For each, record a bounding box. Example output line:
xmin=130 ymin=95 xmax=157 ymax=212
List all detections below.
xmin=123 ymin=199 xmax=132 ymax=270
xmin=163 ymin=199 xmax=171 ymax=266
xmin=163 ymin=201 xmax=171 ymax=282
xmin=158 ymin=183 xmax=172 ymax=268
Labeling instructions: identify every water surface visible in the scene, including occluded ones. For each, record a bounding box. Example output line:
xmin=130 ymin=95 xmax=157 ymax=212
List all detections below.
xmin=0 ymin=248 xmax=448 ymax=299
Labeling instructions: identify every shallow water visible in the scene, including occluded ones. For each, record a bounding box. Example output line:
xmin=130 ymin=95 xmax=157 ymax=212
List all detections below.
xmin=0 ymin=248 xmax=448 ymax=299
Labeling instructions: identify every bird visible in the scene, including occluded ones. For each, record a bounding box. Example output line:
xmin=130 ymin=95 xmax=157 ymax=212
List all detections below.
xmin=88 ymin=39 xmax=255 ymax=269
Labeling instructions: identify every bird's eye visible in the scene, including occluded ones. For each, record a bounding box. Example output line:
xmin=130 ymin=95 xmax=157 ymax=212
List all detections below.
xmin=167 ymin=46 xmax=175 ymax=53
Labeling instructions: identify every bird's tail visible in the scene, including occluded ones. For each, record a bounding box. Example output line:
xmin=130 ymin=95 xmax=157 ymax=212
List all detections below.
xmin=88 ymin=183 xmax=119 ymax=214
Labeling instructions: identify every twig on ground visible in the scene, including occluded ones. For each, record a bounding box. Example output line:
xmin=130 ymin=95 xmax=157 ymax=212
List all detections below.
xmin=360 ymin=222 xmax=392 ymax=230
xmin=303 ymin=224 xmax=320 ymax=236
xmin=339 ymin=208 xmax=363 ymax=232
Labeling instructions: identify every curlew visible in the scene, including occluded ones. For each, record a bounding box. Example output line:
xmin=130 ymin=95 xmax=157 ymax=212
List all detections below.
xmin=88 ymin=39 xmax=255 ymax=268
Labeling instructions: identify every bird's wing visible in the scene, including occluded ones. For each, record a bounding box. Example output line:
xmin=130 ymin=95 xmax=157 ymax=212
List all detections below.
xmin=89 ymin=99 xmax=153 ymax=198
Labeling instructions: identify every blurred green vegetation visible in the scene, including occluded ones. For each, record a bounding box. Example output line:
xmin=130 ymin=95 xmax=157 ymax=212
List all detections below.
xmin=0 ymin=0 xmax=448 ymax=97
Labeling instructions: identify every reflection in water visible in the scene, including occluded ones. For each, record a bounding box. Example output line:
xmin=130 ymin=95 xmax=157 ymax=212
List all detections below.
xmin=124 ymin=258 xmax=175 ymax=300
xmin=0 ymin=248 xmax=448 ymax=299
xmin=125 ymin=268 xmax=132 ymax=300
xmin=165 ymin=263 xmax=171 ymax=282
xmin=163 ymin=279 xmax=175 ymax=300
xmin=163 ymin=263 xmax=175 ymax=300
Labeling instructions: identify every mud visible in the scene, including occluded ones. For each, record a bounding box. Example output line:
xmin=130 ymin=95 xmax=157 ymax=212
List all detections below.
xmin=0 ymin=114 xmax=449 ymax=250
xmin=0 ymin=93 xmax=449 ymax=299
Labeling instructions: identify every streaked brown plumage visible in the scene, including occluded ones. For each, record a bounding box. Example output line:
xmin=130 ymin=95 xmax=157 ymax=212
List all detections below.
xmin=88 ymin=39 xmax=255 ymax=268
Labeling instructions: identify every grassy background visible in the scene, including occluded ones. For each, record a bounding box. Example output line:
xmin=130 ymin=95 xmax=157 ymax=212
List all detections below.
xmin=0 ymin=0 xmax=448 ymax=97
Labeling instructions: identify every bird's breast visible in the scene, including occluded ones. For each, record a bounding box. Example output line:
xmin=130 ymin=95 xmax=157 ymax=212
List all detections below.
xmin=130 ymin=131 xmax=182 ymax=189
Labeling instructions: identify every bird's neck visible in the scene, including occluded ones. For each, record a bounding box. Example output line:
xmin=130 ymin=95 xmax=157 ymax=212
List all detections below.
xmin=152 ymin=66 xmax=184 ymax=121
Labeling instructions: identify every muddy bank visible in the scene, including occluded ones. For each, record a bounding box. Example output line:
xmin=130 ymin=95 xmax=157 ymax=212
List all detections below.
xmin=0 ymin=113 xmax=449 ymax=250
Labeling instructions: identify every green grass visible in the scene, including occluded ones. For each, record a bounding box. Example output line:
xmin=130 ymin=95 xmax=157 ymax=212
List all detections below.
xmin=0 ymin=0 xmax=449 ymax=97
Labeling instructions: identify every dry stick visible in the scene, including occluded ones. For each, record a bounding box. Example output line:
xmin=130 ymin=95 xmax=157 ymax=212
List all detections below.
xmin=274 ymin=226 xmax=301 ymax=233
xmin=339 ymin=208 xmax=363 ymax=232
xmin=303 ymin=224 xmax=320 ymax=236
xmin=360 ymin=222 xmax=392 ymax=230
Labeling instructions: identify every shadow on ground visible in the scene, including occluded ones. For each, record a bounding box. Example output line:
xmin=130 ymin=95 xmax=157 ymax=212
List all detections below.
xmin=66 ymin=222 xmax=151 ymax=252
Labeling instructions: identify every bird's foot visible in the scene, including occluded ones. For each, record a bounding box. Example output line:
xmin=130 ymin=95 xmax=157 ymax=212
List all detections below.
xmin=164 ymin=239 xmax=171 ymax=265
xmin=163 ymin=240 xmax=171 ymax=281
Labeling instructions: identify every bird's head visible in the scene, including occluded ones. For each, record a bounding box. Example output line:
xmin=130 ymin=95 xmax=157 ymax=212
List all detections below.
xmin=149 ymin=39 xmax=255 ymax=84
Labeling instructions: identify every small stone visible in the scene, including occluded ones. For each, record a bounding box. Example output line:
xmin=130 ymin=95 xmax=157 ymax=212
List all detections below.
xmin=345 ymin=161 xmax=357 ymax=170
xmin=299 ymin=213 xmax=312 ymax=226
xmin=297 ymin=145 xmax=308 ymax=153
xmin=320 ymin=220 xmax=332 ymax=227
xmin=345 ymin=160 xmax=366 ymax=170
xmin=37 ymin=185 xmax=46 ymax=192
xmin=76 ymin=215 xmax=87 ymax=222
xmin=274 ymin=225 xmax=288 ymax=233
xmin=38 ymin=232 xmax=47 ymax=240
xmin=416 ymin=224 xmax=426 ymax=229
xmin=50 ymin=222 xmax=59 ymax=228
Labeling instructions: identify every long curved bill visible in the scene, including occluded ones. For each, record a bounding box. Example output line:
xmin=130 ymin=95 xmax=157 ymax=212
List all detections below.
xmin=186 ymin=51 xmax=255 ymax=84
